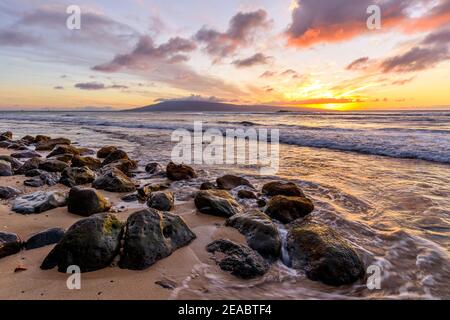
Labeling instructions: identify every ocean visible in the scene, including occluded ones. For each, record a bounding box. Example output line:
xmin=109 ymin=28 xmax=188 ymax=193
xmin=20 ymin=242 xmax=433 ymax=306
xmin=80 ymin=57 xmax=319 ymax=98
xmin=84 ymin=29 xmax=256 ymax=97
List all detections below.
xmin=0 ymin=110 xmax=449 ymax=299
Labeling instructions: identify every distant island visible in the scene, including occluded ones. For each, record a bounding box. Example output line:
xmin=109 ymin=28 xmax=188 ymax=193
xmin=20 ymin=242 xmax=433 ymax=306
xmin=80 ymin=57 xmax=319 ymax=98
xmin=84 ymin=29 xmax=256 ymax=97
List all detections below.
xmin=127 ymin=100 xmax=326 ymax=112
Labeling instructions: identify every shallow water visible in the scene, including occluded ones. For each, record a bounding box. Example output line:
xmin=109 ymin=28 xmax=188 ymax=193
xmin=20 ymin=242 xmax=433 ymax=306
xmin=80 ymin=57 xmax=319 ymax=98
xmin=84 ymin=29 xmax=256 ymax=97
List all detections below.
xmin=1 ymin=111 xmax=449 ymax=299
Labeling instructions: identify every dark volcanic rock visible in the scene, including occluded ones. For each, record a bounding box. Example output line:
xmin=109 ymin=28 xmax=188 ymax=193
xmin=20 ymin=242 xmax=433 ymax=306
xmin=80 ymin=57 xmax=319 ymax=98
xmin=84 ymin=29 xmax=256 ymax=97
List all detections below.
xmin=0 ymin=160 xmax=13 ymax=176
xmin=237 ymin=190 xmax=258 ymax=199
xmin=194 ymin=190 xmax=242 ymax=218
xmin=166 ymin=162 xmax=197 ymax=181
xmin=11 ymin=150 xmax=42 ymax=159
xmin=286 ymin=219 xmax=365 ymax=286
xmin=92 ymin=168 xmax=136 ymax=193
xmin=36 ymin=138 xmax=71 ymax=151
xmin=59 ymin=167 xmax=96 ymax=187
xmin=71 ymin=155 xmax=101 ymax=170
xmin=102 ymin=159 xmax=137 ymax=176
xmin=216 ymin=175 xmax=254 ymax=190
xmin=67 ymin=187 xmax=111 ymax=217
xmin=24 ymin=172 xmax=60 ymax=187
xmin=53 ymin=154 xmax=74 ymax=163
xmin=25 ymin=228 xmax=65 ymax=250
xmin=35 ymin=135 xmax=50 ymax=143
xmin=200 ymin=182 xmax=216 ymax=190
xmin=0 ymin=155 xmax=22 ymax=171
xmin=0 ymin=186 xmax=21 ymax=199
xmin=41 ymin=213 xmax=123 ymax=273
xmin=101 ymin=149 xmax=130 ymax=167
xmin=12 ymin=191 xmax=67 ymax=214
xmin=97 ymin=146 xmax=118 ymax=158
xmin=147 ymin=191 xmax=174 ymax=211
xmin=121 ymin=193 xmax=140 ymax=202
xmin=262 ymin=181 xmax=305 ymax=197
xmin=0 ymin=232 xmax=21 ymax=259
xmin=47 ymin=145 xmax=80 ymax=158
xmin=39 ymin=159 xmax=69 ymax=173
xmin=145 ymin=162 xmax=162 ymax=174
xmin=0 ymin=131 xmax=13 ymax=141
xmin=15 ymin=157 xmax=43 ymax=175
xmin=265 ymin=195 xmax=314 ymax=224
xmin=119 ymin=209 xmax=196 ymax=270
xmin=206 ymin=239 xmax=269 ymax=279
xmin=78 ymin=148 xmax=95 ymax=156
xmin=20 ymin=135 xmax=36 ymax=145
xmin=226 ymin=210 xmax=281 ymax=260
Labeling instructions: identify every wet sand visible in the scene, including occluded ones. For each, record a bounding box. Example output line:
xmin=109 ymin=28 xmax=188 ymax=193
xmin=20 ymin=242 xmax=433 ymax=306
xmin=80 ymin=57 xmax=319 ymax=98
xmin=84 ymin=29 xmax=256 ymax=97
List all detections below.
xmin=0 ymin=148 xmax=246 ymax=300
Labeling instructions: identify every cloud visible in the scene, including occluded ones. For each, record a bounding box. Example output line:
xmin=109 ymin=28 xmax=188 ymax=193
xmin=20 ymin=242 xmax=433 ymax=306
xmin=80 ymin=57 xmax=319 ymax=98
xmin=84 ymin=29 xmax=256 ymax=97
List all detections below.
xmin=260 ymin=71 xmax=277 ymax=78
xmin=74 ymin=82 xmax=129 ymax=90
xmin=232 ymin=53 xmax=272 ymax=68
xmin=346 ymin=57 xmax=370 ymax=70
xmin=92 ymin=35 xmax=196 ymax=72
xmin=0 ymin=30 xmax=39 ymax=46
xmin=155 ymin=94 xmax=226 ymax=103
xmin=194 ymin=9 xmax=270 ymax=60
xmin=53 ymin=86 xmax=64 ymax=90
xmin=286 ymin=0 xmax=450 ymax=48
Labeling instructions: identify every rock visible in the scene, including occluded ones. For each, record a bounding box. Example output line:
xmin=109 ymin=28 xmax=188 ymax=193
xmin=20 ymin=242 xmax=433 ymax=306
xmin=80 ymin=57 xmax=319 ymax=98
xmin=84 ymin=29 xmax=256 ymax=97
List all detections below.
xmin=194 ymin=190 xmax=242 ymax=218
xmin=92 ymin=168 xmax=136 ymax=193
xmin=12 ymin=191 xmax=67 ymax=214
xmin=103 ymin=159 xmax=137 ymax=176
xmin=0 ymin=155 xmax=22 ymax=170
xmin=216 ymin=175 xmax=254 ymax=190
xmin=0 ymin=160 xmax=13 ymax=176
xmin=97 ymin=146 xmax=118 ymax=158
xmin=8 ymin=143 xmax=28 ymax=150
xmin=286 ymin=220 xmax=366 ymax=286
xmin=206 ymin=239 xmax=269 ymax=279
xmin=35 ymin=135 xmax=50 ymax=143
xmin=119 ymin=209 xmax=196 ymax=270
xmin=145 ymin=162 xmax=162 ymax=174
xmin=36 ymin=138 xmax=71 ymax=151
xmin=24 ymin=177 xmax=45 ymax=187
xmin=0 ymin=131 xmax=13 ymax=141
xmin=10 ymin=150 xmax=41 ymax=159
xmin=24 ymin=228 xmax=65 ymax=250
xmin=0 ymin=232 xmax=21 ymax=259
xmin=101 ymin=149 xmax=130 ymax=166
xmin=67 ymin=187 xmax=111 ymax=217
xmin=121 ymin=193 xmax=140 ymax=202
xmin=47 ymin=145 xmax=80 ymax=158
xmin=265 ymin=195 xmax=314 ymax=223
xmin=155 ymin=279 xmax=177 ymax=290
xmin=262 ymin=181 xmax=305 ymax=197
xmin=20 ymin=135 xmax=36 ymax=144
xmin=78 ymin=148 xmax=95 ymax=156
xmin=41 ymin=213 xmax=123 ymax=272
xmin=25 ymin=169 xmax=47 ymax=177
xmin=237 ymin=190 xmax=258 ymax=199
xmin=0 ymin=141 xmax=12 ymax=148
xmin=200 ymin=182 xmax=216 ymax=190
xmin=71 ymin=155 xmax=101 ymax=170
xmin=15 ymin=157 xmax=43 ymax=174
xmin=226 ymin=210 xmax=281 ymax=260
xmin=166 ymin=162 xmax=197 ymax=181
xmin=59 ymin=167 xmax=96 ymax=187
xmin=39 ymin=159 xmax=69 ymax=172
xmin=147 ymin=191 xmax=174 ymax=211
xmin=52 ymin=154 xmax=73 ymax=163
xmin=0 ymin=186 xmax=21 ymax=199
xmin=24 ymin=172 xmax=60 ymax=187
xmin=257 ymin=199 xmax=267 ymax=208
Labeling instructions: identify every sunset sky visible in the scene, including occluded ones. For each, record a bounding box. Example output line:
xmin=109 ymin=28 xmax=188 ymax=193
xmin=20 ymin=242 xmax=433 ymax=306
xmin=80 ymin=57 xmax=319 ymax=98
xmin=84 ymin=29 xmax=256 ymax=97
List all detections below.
xmin=0 ymin=0 xmax=449 ymax=110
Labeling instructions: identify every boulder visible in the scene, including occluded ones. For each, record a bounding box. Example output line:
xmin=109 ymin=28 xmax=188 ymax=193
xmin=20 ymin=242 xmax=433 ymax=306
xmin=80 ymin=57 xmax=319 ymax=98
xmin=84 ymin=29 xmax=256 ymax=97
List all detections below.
xmin=53 ymin=154 xmax=74 ymax=163
xmin=237 ymin=190 xmax=258 ymax=199
xmin=24 ymin=228 xmax=65 ymax=250
xmin=0 ymin=186 xmax=21 ymax=199
xmin=216 ymin=175 xmax=254 ymax=190
xmin=15 ymin=157 xmax=42 ymax=175
xmin=0 ymin=232 xmax=21 ymax=259
xmin=67 ymin=187 xmax=111 ymax=216
xmin=25 ymin=169 xmax=47 ymax=177
xmin=0 ymin=155 xmax=22 ymax=170
xmin=20 ymin=135 xmax=36 ymax=145
xmin=0 ymin=160 xmax=13 ymax=176
xmin=24 ymin=172 xmax=60 ymax=187
xmin=102 ymin=159 xmax=137 ymax=176
xmin=265 ymin=195 xmax=314 ymax=223
xmin=41 ymin=213 xmax=123 ymax=273
xmin=147 ymin=191 xmax=174 ymax=211
xmin=78 ymin=148 xmax=95 ymax=156
xmin=121 ymin=193 xmax=140 ymax=202
xmin=12 ymin=191 xmax=67 ymax=214
xmin=226 ymin=210 xmax=281 ymax=260
xmin=0 ymin=141 xmax=12 ymax=148
xmin=194 ymin=190 xmax=242 ymax=218
xmin=257 ymin=199 xmax=267 ymax=208
xmin=39 ymin=159 xmax=69 ymax=173
xmin=0 ymin=131 xmax=13 ymax=141
xmin=8 ymin=143 xmax=28 ymax=150
xmin=92 ymin=168 xmax=136 ymax=193
xmin=35 ymin=135 xmax=50 ymax=143
xmin=145 ymin=162 xmax=162 ymax=174
xmin=119 ymin=209 xmax=196 ymax=270
xmin=71 ymin=155 xmax=101 ymax=170
xmin=206 ymin=239 xmax=269 ymax=279
xmin=47 ymin=145 xmax=80 ymax=158
xmin=101 ymin=149 xmax=130 ymax=167
xmin=97 ymin=146 xmax=118 ymax=158
xmin=262 ymin=181 xmax=305 ymax=197
xmin=36 ymin=138 xmax=71 ymax=151
xmin=166 ymin=162 xmax=197 ymax=181
xmin=10 ymin=150 xmax=41 ymax=159
xmin=286 ymin=220 xmax=366 ymax=286
xmin=200 ymin=182 xmax=216 ymax=190
xmin=59 ymin=167 xmax=96 ymax=187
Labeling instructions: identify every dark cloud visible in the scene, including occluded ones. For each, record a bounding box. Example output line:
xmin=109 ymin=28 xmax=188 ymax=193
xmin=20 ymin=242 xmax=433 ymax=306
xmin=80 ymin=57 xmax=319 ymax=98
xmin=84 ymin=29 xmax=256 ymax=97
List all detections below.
xmin=422 ymin=27 xmax=450 ymax=45
xmin=74 ymin=82 xmax=129 ymax=90
xmin=0 ymin=30 xmax=38 ymax=46
xmin=53 ymin=86 xmax=64 ymax=90
xmin=92 ymin=36 xmax=196 ymax=72
xmin=381 ymin=46 xmax=450 ymax=72
xmin=260 ymin=71 xmax=276 ymax=78
xmin=286 ymin=0 xmax=450 ymax=48
xmin=194 ymin=9 xmax=270 ymax=60
xmin=232 ymin=53 xmax=272 ymax=68
xmin=346 ymin=57 xmax=370 ymax=70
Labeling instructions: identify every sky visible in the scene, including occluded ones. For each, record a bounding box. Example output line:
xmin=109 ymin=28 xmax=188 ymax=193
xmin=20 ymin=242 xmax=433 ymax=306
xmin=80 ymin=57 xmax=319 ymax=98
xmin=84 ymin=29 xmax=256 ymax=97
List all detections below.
xmin=0 ymin=0 xmax=449 ymax=111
